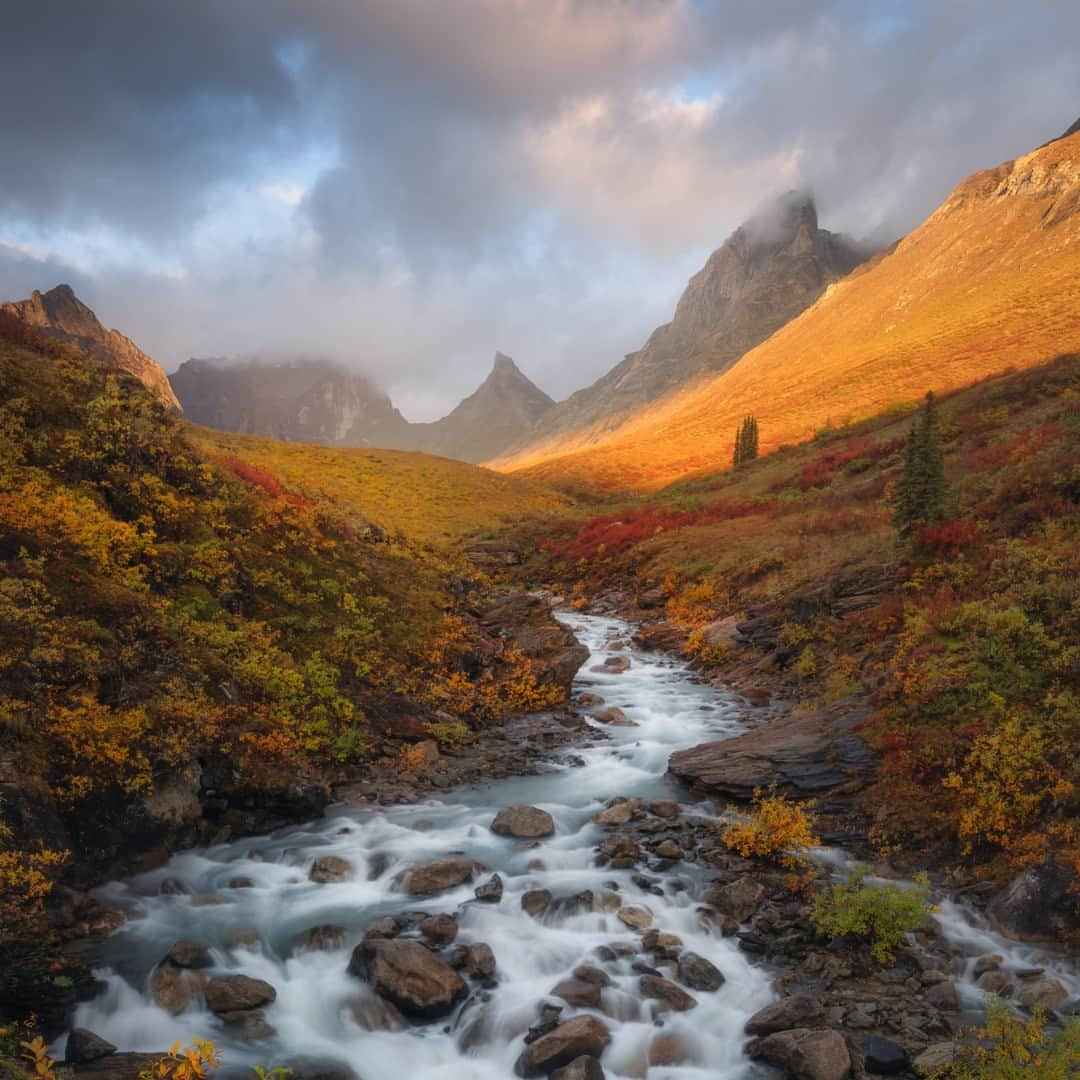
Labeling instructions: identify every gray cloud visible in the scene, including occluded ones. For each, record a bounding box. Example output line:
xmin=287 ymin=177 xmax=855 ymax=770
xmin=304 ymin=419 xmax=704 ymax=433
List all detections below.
xmin=1 ymin=1 xmax=1077 ymax=419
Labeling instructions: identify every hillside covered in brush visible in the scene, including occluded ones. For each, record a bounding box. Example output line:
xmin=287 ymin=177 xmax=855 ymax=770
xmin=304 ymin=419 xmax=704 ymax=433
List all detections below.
xmin=529 ymin=357 xmax=1080 ymax=884
xmin=0 ymin=321 xmax=577 ymax=902
xmin=499 ymin=125 xmax=1080 ymax=492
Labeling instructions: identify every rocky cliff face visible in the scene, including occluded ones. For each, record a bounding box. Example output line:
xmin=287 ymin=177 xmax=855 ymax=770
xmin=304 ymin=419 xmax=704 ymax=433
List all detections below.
xmin=500 ymin=192 xmax=867 ymax=454
xmin=171 ymin=351 xmax=554 ymax=462
xmin=170 ymin=356 xmax=413 ymax=447
xmin=1 ymin=284 xmax=181 ymax=411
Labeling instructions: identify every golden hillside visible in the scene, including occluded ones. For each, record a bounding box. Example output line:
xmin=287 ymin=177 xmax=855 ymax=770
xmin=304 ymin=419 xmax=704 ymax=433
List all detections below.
xmin=496 ymin=127 xmax=1080 ymax=491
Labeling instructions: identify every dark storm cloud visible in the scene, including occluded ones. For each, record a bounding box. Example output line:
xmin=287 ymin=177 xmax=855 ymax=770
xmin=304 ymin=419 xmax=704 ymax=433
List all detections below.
xmin=0 ymin=1 xmax=1077 ymax=418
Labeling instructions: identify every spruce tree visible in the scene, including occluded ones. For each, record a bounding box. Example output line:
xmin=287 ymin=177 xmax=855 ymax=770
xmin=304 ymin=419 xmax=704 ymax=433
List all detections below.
xmin=733 ymin=422 xmax=744 ymax=467
xmin=893 ymin=391 xmax=946 ymax=537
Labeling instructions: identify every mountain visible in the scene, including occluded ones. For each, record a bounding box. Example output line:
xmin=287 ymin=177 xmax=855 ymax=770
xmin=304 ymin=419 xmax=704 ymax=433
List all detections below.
xmin=0 ymin=283 xmax=181 ymax=411
xmin=500 ymin=192 xmax=868 ymax=459
xmin=170 ymin=350 xmax=554 ymax=463
xmin=498 ymin=124 xmax=1080 ymax=490
xmin=170 ymin=356 xmax=413 ymax=447
xmin=413 ymin=352 xmax=555 ymax=461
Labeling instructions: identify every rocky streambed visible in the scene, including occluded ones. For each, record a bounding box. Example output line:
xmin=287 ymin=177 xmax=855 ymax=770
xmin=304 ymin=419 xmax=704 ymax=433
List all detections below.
xmin=55 ymin=614 xmax=1078 ymax=1080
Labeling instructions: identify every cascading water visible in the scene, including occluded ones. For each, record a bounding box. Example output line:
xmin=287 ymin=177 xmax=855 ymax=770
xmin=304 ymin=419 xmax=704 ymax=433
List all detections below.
xmin=63 ymin=612 xmax=1079 ymax=1077
xmin=67 ymin=614 xmax=777 ymax=1079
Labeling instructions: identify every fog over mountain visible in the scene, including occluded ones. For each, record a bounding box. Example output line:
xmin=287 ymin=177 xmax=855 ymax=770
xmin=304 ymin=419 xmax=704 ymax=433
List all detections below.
xmin=0 ymin=1 xmax=1077 ymax=418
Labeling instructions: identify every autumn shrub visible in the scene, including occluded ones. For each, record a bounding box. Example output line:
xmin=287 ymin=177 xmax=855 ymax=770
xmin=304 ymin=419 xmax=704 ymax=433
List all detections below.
xmin=937 ymin=1002 xmax=1080 ymax=1080
xmin=721 ymin=788 xmax=819 ymax=869
xmin=685 ymin=628 xmax=732 ymax=666
xmin=811 ymin=866 xmax=931 ymax=964
xmin=424 ymin=719 xmax=474 ymax=752
xmin=140 ymin=1040 xmax=220 ymax=1080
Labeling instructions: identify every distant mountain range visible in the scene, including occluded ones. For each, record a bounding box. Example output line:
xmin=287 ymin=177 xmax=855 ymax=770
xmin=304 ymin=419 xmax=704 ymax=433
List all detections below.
xmin=170 ymin=350 xmax=555 ymax=464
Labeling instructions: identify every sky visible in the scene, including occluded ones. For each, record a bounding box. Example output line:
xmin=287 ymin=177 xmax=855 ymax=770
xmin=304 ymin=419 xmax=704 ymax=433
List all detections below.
xmin=1 ymin=2 xmax=1077 ymax=420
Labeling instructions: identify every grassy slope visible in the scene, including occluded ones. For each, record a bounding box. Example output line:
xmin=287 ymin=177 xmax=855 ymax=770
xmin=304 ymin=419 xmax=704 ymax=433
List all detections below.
xmin=191 ymin=428 xmax=569 ymax=547
xmin=497 ymin=129 xmax=1080 ymax=491
xmin=532 ymin=357 xmax=1080 ymax=876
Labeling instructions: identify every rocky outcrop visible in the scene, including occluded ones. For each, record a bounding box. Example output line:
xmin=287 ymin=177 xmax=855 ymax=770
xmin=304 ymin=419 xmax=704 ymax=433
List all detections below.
xmin=347 ymin=938 xmax=468 ymax=1019
xmin=668 ymin=706 xmax=876 ymax=800
xmin=1 ymin=285 xmax=180 ymax=410
xmin=170 ymin=351 xmax=553 ymax=463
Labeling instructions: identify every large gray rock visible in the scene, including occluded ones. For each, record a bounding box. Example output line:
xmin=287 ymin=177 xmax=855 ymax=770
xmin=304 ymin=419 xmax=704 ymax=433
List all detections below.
xmin=492 ymin=805 xmax=556 ymax=839
xmin=515 ymin=1015 xmax=612 ymax=1078
xmin=347 ymin=939 xmax=467 ymax=1019
xmin=309 ymin=855 xmax=353 ymax=883
xmin=987 ymin=861 xmax=1079 ymax=942
xmin=746 ymin=995 xmax=827 ymax=1035
xmin=65 ymin=1030 xmax=117 ymax=1065
xmin=749 ymin=1028 xmax=852 ymax=1080
xmin=1016 ymin=977 xmax=1068 ymax=1010
xmin=709 ymin=877 xmax=765 ymax=923
xmin=677 ymin=952 xmax=725 ymax=992
xmin=205 ymin=975 xmax=277 ymax=1014
xmin=395 ymin=856 xmax=488 ymax=895
xmin=551 ymin=1057 xmax=605 ymax=1080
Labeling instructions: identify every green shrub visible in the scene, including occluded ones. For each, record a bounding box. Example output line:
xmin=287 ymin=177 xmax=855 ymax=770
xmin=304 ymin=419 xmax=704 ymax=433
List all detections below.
xmin=811 ymin=866 xmax=932 ymax=964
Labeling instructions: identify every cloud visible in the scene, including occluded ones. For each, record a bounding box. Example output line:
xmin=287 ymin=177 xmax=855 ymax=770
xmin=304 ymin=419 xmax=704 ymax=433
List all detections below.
xmin=1 ymin=1 xmax=1077 ymax=417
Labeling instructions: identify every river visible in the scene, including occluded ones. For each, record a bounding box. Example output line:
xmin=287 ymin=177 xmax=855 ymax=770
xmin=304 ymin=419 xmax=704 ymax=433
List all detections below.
xmin=65 ymin=612 xmax=1077 ymax=1078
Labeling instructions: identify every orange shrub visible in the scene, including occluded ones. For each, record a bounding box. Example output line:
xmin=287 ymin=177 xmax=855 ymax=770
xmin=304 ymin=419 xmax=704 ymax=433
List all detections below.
xmin=721 ymin=788 xmax=819 ymax=869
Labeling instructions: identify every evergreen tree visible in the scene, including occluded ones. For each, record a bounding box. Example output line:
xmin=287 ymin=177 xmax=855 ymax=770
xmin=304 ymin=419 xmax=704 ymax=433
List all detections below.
xmin=893 ymin=391 xmax=947 ymax=537
xmin=733 ymin=414 xmax=759 ymax=467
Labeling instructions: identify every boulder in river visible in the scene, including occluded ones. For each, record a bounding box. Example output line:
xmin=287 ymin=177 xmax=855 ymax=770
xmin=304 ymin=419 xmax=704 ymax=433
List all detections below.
xmin=347 ymin=939 xmax=467 ymax=1019
xmin=150 ymin=965 xmax=206 ymax=1015
xmin=708 ymin=877 xmax=765 ymax=923
xmin=862 ymin=1037 xmax=910 ymax=1076
xmin=164 ymin=941 xmax=212 ymax=969
xmin=925 ymin=980 xmax=959 ymax=1012
xmin=591 ymin=707 xmax=635 ymax=726
xmin=550 ymin=977 xmax=602 ymax=1008
xmin=591 ymin=799 xmax=635 ymax=825
xmin=1016 ymin=976 xmax=1068 ymax=1010
xmin=551 ymin=1057 xmax=605 ymax=1080
xmin=65 ymin=1029 xmax=117 ymax=1065
xmin=639 ymin=974 xmax=697 ymax=1012
xmin=987 ymin=861 xmax=1078 ymax=942
xmin=474 ymin=873 xmax=504 ymax=903
xmin=309 ymin=855 xmax=353 ymax=883
xmin=745 ymin=995 xmax=826 ymax=1035
xmin=395 ymin=856 xmax=488 ymax=895
xmin=749 ymin=1028 xmax=852 ymax=1080
xmin=419 ymin=914 xmax=459 ymax=945
xmin=465 ymin=942 xmax=497 ymax=980
xmin=515 ymin=1015 xmax=612 ymax=1078
xmin=205 ymin=975 xmax=277 ymax=1014
xmin=522 ymin=889 xmax=553 ymax=917
xmin=296 ymin=924 xmax=347 ymax=952
xmin=69 ymin=1053 xmax=162 ymax=1080
xmin=677 ymin=952 xmax=725 ymax=992
xmin=617 ymin=905 xmax=653 ymax=929
xmin=492 ymin=805 xmax=556 ymax=838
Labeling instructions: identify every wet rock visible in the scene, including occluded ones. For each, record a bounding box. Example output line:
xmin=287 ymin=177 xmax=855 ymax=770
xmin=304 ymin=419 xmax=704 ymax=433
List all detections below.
xmin=573 ymin=965 xmax=611 ymax=987
xmin=419 ymin=914 xmax=459 ymax=945
xmin=492 ymin=805 xmax=556 ymax=839
xmin=228 ymin=876 xmax=255 ymax=889
xmin=976 ymin=970 xmax=1013 ymax=995
xmin=282 ymin=1058 xmax=362 ymax=1080
xmin=165 ymin=941 xmax=212 ymax=970
xmin=309 ymin=855 xmax=353 ymax=883
xmin=364 ymin=916 xmax=401 ymax=940
xmin=972 ymin=954 xmax=1002 ymax=977
xmin=515 ymin=1015 xmax=612 ymax=1078
xmin=524 ymin=1002 xmax=564 ymax=1045
xmin=863 ymin=1036 xmax=910 ymax=1076
xmin=69 ymin=1052 xmax=162 ymax=1080
xmin=745 ymin=995 xmax=826 ymax=1035
xmin=638 ymin=974 xmax=697 ymax=1012
xmin=296 ymin=925 xmax=346 ymax=952
xmin=159 ymin=877 xmax=189 ymax=896
xmin=553 ymin=890 xmax=595 ymax=917
xmin=224 ymin=928 xmax=259 ymax=948
xmin=205 ymin=975 xmax=277 ymax=1014
xmin=654 ymin=840 xmax=682 ymax=860
xmin=550 ymin=978 xmax=602 ymax=1008
xmin=591 ymin=657 xmax=630 ymax=674
xmin=1016 ymin=976 xmax=1068 ymax=1010
xmin=708 ymin=878 xmax=765 ymax=923
xmin=649 ymin=801 xmax=681 ymax=820
xmin=346 ymin=993 xmax=405 ymax=1033
xmin=347 ymin=939 xmax=467 ymax=1019
xmin=522 ymin=889 xmax=553 ymax=918
xmin=551 ymin=1057 xmax=605 ymax=1080
xmin=987 ymin=861 xmax=1078 ymax=942
xmin=218 ymin=1008 xmax=275 ymax=1041
xmin=617 ymin=905 xmax=653 ymax=930
xmin=591 ymin=800 xmax=634 ymax=826
xmin=749 ymin=1028 xmax=852 ymax=1080
xmin=649 ymin=1031 xmax=691 ymax=1066
xmin=592 ymin=708 xmax=635 ymax=726
xmin=677 ymin=952 xmax=725 ymax=992
xmin=925 ymin=981 xmax=959 ymax=1012
xmin=576 ymin=694 xmax=605 ymax=709
xmin=396 ymin=856 xmax=488 ymax=895
xmin=65 ymin=1029 xmax=117 ymax=1065
xmin=475 ymin=873 xmax=504 ymax=903
xmin=465 ymin=943 xmax=496 ymax=980
xmin=150 ymin=966 xmax=207 ymax=1015
xmin=669 ymin=708 xmax=876 ymax=799
xmin=913 ymin=1043 xmax=955 ymax=1075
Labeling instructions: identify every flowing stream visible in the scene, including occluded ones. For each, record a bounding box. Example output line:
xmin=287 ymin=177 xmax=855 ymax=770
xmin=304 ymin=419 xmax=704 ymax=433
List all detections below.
xmin=67 ymin=613 xmax=1077 ymax=1078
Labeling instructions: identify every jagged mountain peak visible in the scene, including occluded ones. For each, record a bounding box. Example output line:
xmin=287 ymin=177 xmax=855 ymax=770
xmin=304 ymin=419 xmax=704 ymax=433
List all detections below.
xmin=1 ymin=283 xmax=181 ymax=411
xmin=492 ymin=350 xmax=518 ymax=374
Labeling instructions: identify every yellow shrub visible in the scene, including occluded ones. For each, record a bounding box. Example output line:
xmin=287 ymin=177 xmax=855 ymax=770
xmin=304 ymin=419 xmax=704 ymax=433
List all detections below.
xmin=721 ymin=788 xmax=819 ymax=869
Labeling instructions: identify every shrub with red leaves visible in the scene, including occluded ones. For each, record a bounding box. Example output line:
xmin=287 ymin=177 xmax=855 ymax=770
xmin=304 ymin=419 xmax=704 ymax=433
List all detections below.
xmin=916 ymin=519 xmax=980 ymax=558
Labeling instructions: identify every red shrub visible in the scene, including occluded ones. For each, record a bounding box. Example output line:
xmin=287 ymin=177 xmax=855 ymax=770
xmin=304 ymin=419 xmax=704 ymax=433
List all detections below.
xmin=917 ymin=519 xmax=980 ymax=558
xmin=228 ymin=457 xmax=284 ymax=498
xmin=0 ymin=312 xmax=67 ymax=357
